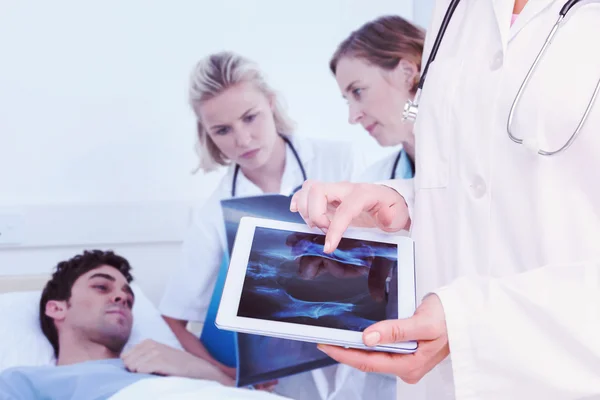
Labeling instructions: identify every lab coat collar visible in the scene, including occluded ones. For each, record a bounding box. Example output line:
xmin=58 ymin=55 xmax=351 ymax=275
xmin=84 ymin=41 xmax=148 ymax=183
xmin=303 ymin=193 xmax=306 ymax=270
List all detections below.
xmin=511 ymin=0 xmax=558 ymax=42
xmin=490 ymin=0 xmax=557 ymax=47
xmin=490 ymin=0 xmax=513 ymax=51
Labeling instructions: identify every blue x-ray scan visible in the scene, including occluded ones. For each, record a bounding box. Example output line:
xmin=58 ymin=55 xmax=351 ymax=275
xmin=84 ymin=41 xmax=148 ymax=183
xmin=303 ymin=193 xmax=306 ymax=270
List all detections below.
xmin=237 ymin=227 xmax=398 ymax=331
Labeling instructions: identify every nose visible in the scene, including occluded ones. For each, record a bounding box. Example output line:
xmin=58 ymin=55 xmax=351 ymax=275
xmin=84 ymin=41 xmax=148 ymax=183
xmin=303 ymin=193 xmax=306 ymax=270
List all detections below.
xmin=348 ymin=102 xmax=363 ymax=125
xmin=235 ymin=129 xmax=252 ymax=147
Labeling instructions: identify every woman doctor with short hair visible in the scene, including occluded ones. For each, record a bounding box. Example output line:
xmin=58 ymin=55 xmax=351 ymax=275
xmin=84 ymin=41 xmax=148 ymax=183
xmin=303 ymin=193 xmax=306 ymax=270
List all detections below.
xmin=290 ymin=0 xmax=600 ymax=399
xmin=158 ymin=51 xmax=363 ymax=399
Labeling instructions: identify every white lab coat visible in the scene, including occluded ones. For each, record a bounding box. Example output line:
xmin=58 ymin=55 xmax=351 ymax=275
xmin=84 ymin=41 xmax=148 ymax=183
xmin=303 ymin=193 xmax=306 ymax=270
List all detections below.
xmin=383 ymin=1 xmax=600 ymax=399
xmin=159 ymin=134 xmax=368 ymax=400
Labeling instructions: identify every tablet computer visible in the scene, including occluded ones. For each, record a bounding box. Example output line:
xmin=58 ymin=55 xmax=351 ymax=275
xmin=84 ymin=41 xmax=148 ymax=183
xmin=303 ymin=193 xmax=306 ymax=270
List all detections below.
xmin=216 ymin=216 xmax=417 ymax=354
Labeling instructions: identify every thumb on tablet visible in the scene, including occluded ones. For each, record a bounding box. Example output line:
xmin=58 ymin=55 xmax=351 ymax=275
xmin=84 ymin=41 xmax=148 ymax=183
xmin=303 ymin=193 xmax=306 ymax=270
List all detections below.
xmin=362 ymin=316 xmax=435 ymax=347
xmin=363 ymin=295 xmax=447 ymax=346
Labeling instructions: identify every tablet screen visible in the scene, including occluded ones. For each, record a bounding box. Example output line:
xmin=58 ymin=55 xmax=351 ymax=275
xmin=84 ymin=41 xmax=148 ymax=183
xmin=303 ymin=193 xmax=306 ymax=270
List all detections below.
xmin=237 ymin=227 xmax=398 ymax=332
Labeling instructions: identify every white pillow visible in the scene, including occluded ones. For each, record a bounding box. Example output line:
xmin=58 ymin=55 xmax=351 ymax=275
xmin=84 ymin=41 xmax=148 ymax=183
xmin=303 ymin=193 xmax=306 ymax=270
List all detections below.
xmin=0 ymin=283 xmax=183 ymax=372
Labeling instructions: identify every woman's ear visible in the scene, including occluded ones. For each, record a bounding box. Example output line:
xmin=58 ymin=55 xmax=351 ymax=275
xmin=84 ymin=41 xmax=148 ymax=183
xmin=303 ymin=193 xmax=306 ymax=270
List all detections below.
xmin=392 ymin=59 xmax=419 ymax=90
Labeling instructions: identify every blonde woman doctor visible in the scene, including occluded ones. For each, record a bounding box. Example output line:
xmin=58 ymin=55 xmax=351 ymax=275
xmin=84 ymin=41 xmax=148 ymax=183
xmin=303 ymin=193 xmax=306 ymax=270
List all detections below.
xmin=290 ymin=0 xmax=600 ymax=399
xmin=159 ymin=51 xmax=363 ymax=399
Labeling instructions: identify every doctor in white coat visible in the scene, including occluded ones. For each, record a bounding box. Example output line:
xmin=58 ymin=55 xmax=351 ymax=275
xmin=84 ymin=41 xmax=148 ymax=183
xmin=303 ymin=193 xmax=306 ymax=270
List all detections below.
xmin=290 ymin=0 xmax=600 ymax=399
xmin=158 ymin=51 xmax=365 ymax=400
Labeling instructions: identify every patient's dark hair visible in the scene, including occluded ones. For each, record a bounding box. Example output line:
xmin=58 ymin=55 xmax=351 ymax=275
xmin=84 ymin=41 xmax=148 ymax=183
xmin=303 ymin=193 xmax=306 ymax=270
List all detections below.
xmin=39 ymin=250 xmax=133 ymax=358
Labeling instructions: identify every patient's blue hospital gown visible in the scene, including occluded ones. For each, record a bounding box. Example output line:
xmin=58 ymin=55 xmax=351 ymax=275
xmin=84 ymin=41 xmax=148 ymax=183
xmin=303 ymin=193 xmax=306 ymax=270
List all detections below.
xmin=0 ymin=358 xmax=158 ymax=400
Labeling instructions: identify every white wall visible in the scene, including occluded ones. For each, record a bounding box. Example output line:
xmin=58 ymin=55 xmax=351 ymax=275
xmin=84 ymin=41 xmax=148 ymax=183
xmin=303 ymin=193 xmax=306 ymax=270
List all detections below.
xmin=0 ymin=1 xmax=414 ymax=305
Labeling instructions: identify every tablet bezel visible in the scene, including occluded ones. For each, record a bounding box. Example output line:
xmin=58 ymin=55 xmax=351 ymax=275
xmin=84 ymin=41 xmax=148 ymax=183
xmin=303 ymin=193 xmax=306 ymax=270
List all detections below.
xmin=216 ymin=216 xmax=417 ymax=353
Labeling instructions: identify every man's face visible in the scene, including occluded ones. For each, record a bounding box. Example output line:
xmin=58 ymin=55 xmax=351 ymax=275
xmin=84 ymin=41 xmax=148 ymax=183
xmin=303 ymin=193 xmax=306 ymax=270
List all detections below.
xmin=46 ymin=265 xmax=135 ymax=354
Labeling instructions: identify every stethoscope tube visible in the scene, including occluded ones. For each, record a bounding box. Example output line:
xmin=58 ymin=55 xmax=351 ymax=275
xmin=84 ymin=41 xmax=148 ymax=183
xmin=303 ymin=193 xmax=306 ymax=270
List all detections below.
xmin=506 ymin=0 xmax=597 ymax=156
xmin=415 ymin=0 xmax=462 ymax=94
xmin=390 ymin=149 xmax=415 ymax=180
xmin=402 ymin=0 xmax=462 ymax=122
xmin=561 ymin=0 xmax=582 ymax=15
xmin=390 ymin=151 xmax=402 ymax=180
xmin=231 ymin=134 xmax=307 ymax=197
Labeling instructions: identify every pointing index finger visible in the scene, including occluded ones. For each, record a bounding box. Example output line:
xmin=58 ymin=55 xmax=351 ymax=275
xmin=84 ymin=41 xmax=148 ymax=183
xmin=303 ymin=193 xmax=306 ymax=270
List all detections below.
xmin=325 ymin=190 xmax=375 ymax=253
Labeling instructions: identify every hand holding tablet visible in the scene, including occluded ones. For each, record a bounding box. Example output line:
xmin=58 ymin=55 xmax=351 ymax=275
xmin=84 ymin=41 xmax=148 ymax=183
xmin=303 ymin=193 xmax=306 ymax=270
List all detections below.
xmin=317 ymin=293 xmax=449 ymax=383
xmin=215 ymin=217 xmax=417 ymax=354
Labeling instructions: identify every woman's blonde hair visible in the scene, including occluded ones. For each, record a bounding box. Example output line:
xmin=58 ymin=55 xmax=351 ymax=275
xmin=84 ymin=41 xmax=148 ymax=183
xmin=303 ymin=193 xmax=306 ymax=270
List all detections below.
xmin=188 ymin=51 xmax=296 ymax=173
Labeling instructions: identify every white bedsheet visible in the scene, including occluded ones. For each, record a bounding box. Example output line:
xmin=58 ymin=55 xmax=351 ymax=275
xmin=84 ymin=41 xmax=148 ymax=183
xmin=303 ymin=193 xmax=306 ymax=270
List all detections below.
xmin=109 ymin=376 xmax=292 ymax=400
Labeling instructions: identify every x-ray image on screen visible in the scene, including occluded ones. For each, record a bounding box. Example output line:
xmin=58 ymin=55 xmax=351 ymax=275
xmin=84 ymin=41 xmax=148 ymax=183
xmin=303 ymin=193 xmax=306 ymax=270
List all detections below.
xmin=237 ymin=227 xmax=398 ymax=332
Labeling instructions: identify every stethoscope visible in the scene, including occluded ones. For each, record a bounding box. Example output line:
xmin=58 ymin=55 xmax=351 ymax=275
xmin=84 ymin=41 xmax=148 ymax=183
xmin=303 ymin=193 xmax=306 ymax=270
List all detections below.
xmin=390 ymin=149 xmax=414 ymax=179
xmin=231 ymin=135 xmax=307 ymax=197
xmin=402 ymin=0 xmax=600 ymax=156
xmin=390 ymin=151 xmax=403 ymax=180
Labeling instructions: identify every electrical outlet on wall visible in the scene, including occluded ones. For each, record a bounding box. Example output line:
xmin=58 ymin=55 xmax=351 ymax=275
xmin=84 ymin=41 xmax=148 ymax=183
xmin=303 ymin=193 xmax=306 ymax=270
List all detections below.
xmin=0 ymin=214 xmax=24 ymax=245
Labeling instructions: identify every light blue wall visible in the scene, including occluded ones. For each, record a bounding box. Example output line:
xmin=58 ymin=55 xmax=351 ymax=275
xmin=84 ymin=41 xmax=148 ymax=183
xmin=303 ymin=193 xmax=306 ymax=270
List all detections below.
xmin=413 ymin=0 xmax=436 ymax=28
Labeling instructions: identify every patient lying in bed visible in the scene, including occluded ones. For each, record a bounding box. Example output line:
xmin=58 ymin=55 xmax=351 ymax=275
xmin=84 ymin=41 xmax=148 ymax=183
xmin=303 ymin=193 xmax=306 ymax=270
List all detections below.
xmin=0 ymin=250 xmax=286 ymax=400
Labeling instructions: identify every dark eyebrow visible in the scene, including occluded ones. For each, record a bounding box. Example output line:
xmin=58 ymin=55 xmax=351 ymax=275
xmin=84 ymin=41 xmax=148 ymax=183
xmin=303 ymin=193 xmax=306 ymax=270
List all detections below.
xmin=89 ymin=273 xmax=115 ymax=282
xmin=89 ymin=273 xmax=135 ymax=299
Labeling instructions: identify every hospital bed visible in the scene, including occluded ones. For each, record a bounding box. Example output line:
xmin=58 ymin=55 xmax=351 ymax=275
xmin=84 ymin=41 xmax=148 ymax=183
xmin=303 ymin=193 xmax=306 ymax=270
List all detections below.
xmin=0 ymin=274 xmax=290 ymax=399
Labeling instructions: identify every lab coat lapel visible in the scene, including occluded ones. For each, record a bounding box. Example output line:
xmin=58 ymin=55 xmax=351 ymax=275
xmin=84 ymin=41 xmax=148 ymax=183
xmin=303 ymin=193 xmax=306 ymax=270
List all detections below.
xmin=508 ymin=0 xmax=558 ymax=41
xmin=490 ymin=0 xmax=513 ymax=51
